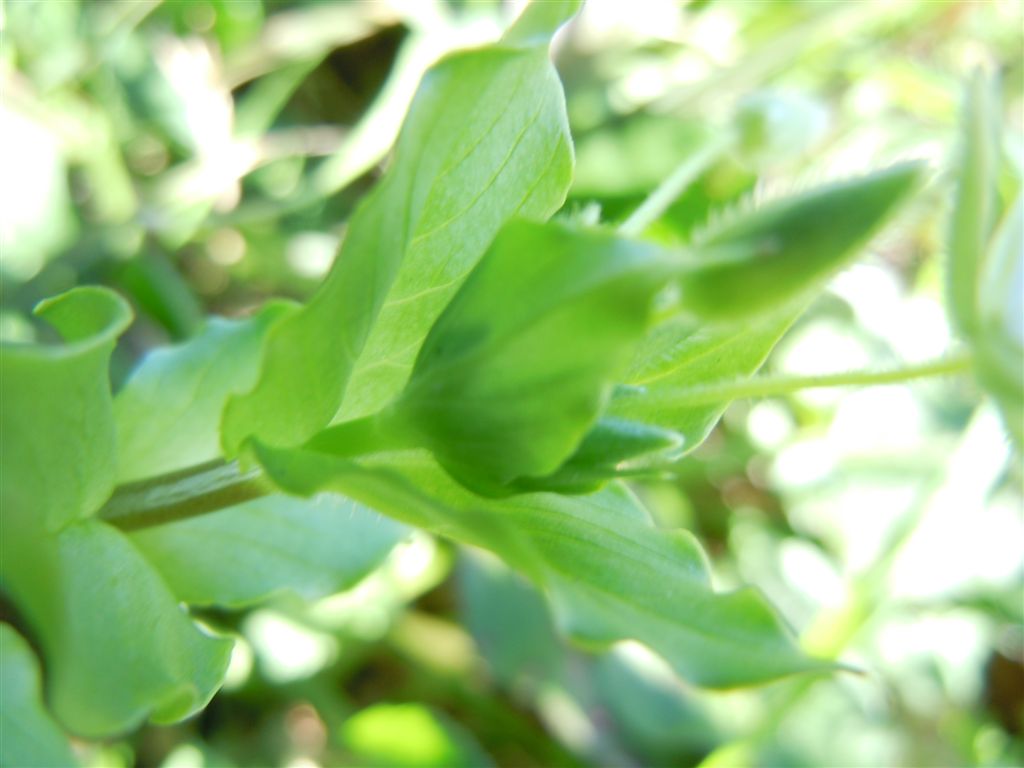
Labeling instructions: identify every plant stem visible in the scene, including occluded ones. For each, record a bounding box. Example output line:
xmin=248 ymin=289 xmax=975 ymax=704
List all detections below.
xmin=617 ymin=131 xmax=736 ymax=237
xmin=631 ymin=353 xmax=972 ymax=410
xmin=99 ymin=459 xmax=273 ymax=532
xmin=98 ymin=355 xmax=971 ymax=531
xmin=98 ymin=410 xmax=417 ymax=532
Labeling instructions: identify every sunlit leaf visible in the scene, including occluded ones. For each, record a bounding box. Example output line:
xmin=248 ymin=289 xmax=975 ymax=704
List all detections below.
xmin=340 ymin=702 xmax=495 ymax=768
xmin=0 ymin=287 xmax=230 ymax=739
xmin=222 ymin=6 xmax=576 ymax=453
xmin=6 ymin=521 xmax=232 ymax=738
xmin=1 ymin=287 xmax=131 ymax=528
xmin=115 ymin=304 xmax=294 ymax=482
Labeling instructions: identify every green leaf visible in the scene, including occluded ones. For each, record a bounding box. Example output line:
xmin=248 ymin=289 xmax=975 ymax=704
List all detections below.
xmin=0 ymin=286 xmax=132 ymax=528
xmin=129 ymin=494 xmax=408 ymax=607
xmin=947 ymin=71 xmax=1001 ymax=338
xmin=388 ymin=220 xmax=672 ymax=490
xmin=115 ymin=304 xmax=294 ymax=482
xmin=611 ymin=311 xmax=797 ymax=451
xmin=4 ymin=520 xmax=232 ymax=738
xmin=457 ymin=551 xmax=564 ymax=691
xmin=0 ymin=286 xmax=230 ymax=738
xmin=222 ymin=7 xmax=575 ymax=454
xmin=677 ymin=163 xmax=924 ymax=322
xmin=252 ymin=445 xmax=828 ymax=688
xmin=0 ymin=625 xmax=76 ymax=768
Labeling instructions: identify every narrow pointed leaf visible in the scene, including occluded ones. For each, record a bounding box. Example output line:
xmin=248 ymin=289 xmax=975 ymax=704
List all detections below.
xmin=975 ymin=192 xmax=1024 ymax=443
xmin=678 ymin=163 xmax=923 ymax=322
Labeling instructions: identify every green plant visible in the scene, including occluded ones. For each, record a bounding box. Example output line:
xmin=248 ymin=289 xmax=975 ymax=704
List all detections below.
xmin=1 ymin=2 xmax=1020 ymax=764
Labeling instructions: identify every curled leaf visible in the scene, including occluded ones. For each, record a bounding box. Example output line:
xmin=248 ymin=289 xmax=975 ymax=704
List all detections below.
xmin=392 ymin=220 xmax=673 ymax=491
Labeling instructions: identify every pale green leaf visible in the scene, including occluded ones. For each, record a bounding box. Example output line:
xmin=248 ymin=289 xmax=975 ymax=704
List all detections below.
xmin=130 ymin=494 xmax=408 ymax=607
xmin=0 ymin=286 xmax=131 ymax=528
xmin=114 ymin=304 xmax=294 ymax=482
xmin=252 ymin=445 xmax=828 ymax=688
xmin=3 ymin=520 xmax=232 ymax=738
xmin=0 ymin=624 xmax=76 ymax=768
xmin=222 ymin=9 xmax=575 ymax=453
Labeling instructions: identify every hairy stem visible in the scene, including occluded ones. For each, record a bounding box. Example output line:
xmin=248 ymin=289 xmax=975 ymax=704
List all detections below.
xmin=628 ymin=353 xmax=972 ymax=411
xmin=98 ymin=356 xmax=970 ymax=531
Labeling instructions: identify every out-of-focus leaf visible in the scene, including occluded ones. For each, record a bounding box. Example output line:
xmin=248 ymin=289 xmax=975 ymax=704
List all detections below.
xmin=572 ymin=117 xmax=711 ymax=198
xmin=129 ymin=494 xmax=407 ymax=607
xmin=6 ymin=520 xmax=232 ymax=739
xmin=503 ymin=0 xmax=582 ymax=46
xmin=457 ymin=550 xmax=564 ymax=692
xmin=114 ymin=250 xmax=206 ymax=342
xmin=340 ymin=703 xmax=495 ymax=768
xmin=678 ymin=163 xmax=924 ymax=321
xmin=222 ymin=4 xmax=577 ymax=453
xmin=115 ymin=304 xmax=294 ymax=482
xmin=389 ymin=220 xmax=671 ymax=490
xmin=947 ymin=72 xmax=1001 ymax=338
xmin=593 ymin=649 xmax=718 ymax=759
xmin=253 ymin=445 xmax=828 ymax=688
xmin=733 ymin=89 xmax=828 ymax=169
xmin=0 ymin=625 xmax=76 ymax=768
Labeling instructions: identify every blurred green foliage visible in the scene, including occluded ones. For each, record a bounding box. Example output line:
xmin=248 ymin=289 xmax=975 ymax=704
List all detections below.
xmin=1 ymin=0 xmax=1022 ymax=766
